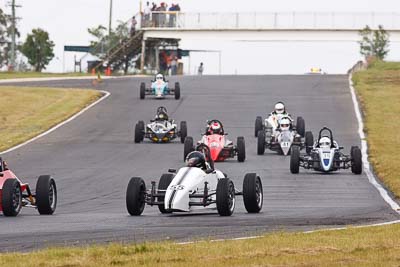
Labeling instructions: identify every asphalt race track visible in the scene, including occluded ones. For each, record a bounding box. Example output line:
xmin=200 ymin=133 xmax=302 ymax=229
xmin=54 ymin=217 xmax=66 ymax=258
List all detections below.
xmin=0 ymin=75 xmax=398 ymax=251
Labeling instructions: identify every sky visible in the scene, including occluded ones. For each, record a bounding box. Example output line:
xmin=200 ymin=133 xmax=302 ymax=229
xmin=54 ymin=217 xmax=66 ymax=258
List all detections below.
xmin=1 ymin=0 xmax=400 ymax=74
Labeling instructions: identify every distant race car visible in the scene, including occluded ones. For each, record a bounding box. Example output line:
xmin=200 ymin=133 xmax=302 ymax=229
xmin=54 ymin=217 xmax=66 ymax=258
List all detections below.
xmin=255 ymin=113 xmax=307 ymax=155
xmin=126 ymin=144 xmax=263 ymax=216
xmin=134 ymin=106 xmax=187 ymax=143
xmin=290 ymin=127 xmax=362 ymax=174
xmin=0 ymin=157 xmax=57 ymax=216
xmin=183 ymin=119 xmax=245 ymax=162
xmin=140 ymin=73 xmax=180 ymax=100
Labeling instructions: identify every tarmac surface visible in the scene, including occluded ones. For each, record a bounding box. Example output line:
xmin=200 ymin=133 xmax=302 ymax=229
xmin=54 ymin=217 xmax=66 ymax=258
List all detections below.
xmin=0 ymin=75 xmax=398 ymax=252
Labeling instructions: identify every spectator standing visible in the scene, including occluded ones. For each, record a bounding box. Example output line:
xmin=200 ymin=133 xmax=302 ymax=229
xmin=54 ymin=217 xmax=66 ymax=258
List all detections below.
xmin=170 ymin=56 xmax=177 ymax=75
xmin=198 ymin=62 xmax=204 ymax=75
xmin=143 ymin=1 xmax=151 ymax=27
xmin=152 ymin=2 xmax=158 ymax=27
xmin=159 ymin=2 xmax=167 ymax=27
xmin=169 ymin=4 xmax=176 ymax=27
xmin=130 ymin=16 xmax=137 ymax=36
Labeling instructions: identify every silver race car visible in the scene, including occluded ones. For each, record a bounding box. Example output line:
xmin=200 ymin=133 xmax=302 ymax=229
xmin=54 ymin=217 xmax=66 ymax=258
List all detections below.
xmin=139 ymin=73 xmax=180 ymax=100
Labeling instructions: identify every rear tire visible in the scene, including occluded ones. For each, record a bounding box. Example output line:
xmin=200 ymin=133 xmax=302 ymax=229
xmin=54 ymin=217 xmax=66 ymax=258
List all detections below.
xmin=296 ymin=116 xmax=305 ymax=137
xmin=140 ymin=82 xmax=146 ymax=99
xmin=158 ymin=174 xmax=174 ymax=214
xmin=243 ymin=173 xmax=263 ymax=213
xmin=36 ymin=175 xmax=57 ymax=215
xmin=183 ymin=136 xmax=194 ymax=161
xmin=134 ymin=121 xmax=145 ymax=143
xmin=305 ymin=131 xmax=314 ymax=155
xmin=257 ymin=130 xmax=266 ymax=155
xmin=237 ymin=136 xmax=246 ymax=162
xmin=174 ymin=82 xmax=180 ymax=100
xmin=255 ymin=116 xmax=263 ymax=137
xmin=1 ymin=179 xmax=22 ymax=217
xmin=180 ymin=121 xmax=187 ymax=143
xmin=351 ymin=146 xmax=362 ymax=175
xmin=126 ymin=177 xmax=146 ymax=216
xmin=290 ymin=146 xmax=300 ymax=174
xmin=216 ymin=178 xmax=235 ymax=216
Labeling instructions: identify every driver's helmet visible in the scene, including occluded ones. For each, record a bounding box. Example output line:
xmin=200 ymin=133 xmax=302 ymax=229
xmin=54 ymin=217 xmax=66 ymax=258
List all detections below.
xmin=155 ymin=73 xmax=164 ymax=81
xmin=274 ymin=102 xmax=285 ymax=114
xmin=156 ymin=106 xmax=168 ymax=120
xmin=209 ymin=121 xmax=222 ymax=134
xmin=185 ymin=151 xmax=206 ymax=169
xmin=279 ymin=117 xmax=291 ymax=131
xmin=319 ymin=136 xmax=331 ymax=148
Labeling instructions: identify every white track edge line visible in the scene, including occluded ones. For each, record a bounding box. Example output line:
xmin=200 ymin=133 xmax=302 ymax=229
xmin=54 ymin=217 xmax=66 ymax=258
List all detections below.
xmin=0 ymin=90 xmax=111 ymax=155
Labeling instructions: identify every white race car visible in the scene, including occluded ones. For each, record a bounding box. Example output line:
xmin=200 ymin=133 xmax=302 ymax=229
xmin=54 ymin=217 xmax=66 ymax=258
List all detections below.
xmin=139 ymin=73 xmax=180 ymax=100
xmin=126 ymin=144 xmax=263 ymax=216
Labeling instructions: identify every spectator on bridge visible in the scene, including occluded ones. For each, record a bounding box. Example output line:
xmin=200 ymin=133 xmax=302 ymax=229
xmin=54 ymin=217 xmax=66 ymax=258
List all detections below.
xmin=159 ymin=3 xmax=167 ymax=27
xmin=168 ymin=4 xmax=177 ymax=27
xmin=143 ymin=1 xmax=151 ymax=27
xmin=198 ymin=62 xmax=204 ymax=75
xmin=151 ymin=2 xmax=158 ymax=27
xmin=130 ymin=16 xmax=137 ymax=36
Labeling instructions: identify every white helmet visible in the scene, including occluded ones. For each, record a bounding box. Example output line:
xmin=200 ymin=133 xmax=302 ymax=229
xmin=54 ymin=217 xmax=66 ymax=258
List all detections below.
xmin=319 ymin=136 xmax=331 ymax=148
xmin=275 ymin=102 xmax=285 ymax=114
xmin=279 ymin=117 xmax=291 ymax=131
xmin=156 ymin=74 xmax=163 ymax=80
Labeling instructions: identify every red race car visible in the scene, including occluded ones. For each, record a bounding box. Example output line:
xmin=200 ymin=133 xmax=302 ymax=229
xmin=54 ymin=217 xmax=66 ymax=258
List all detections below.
xmin=0 ymin=158 xmax=57 ymax=216
xmin=184 ymin=120 xmax=246 ymax=162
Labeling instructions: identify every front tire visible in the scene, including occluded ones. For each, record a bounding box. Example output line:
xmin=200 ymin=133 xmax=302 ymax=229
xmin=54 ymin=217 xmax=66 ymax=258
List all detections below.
xmin=243 ymin=173 xmax=263 ymax=213
xmin=296 ymin=116 xmax=305 ymax=137
xmin=257 ymin=130 xmax=265 ymax=155
xmin=126 ymin=177 xmax=146 ymax=216
xmin=216 ymin=178 xmax=235 ymax=216
xmin=174 ymin=82 xmax=180 ymax=100
xmin=140 ymin=82 xmax=146 ymax=99
xmin=158 ymin=174 xmax=174 ymax=214
xmin=180 ymin=121 xmax=187 ymax=143
xmin=134 ymin=121 xmax=145 ymax=143
xmin=183 ymin=136 xmax=194 ymax=161
xmin=1 ymin=179 xmax=22 ymax=217
xmin=36 ymin=175 xmax=57 ymax=215
xmin=255 ymin=116 xmax=263 ymax=137
xmin=351 ymin=146 xmax=362 ymax=175
xmin=305 ymin=131 xmax=314 ymax=155
xmin=237 ymin=136 xmax=246 ymax=162
xmin=290 ymin=145 xmax=300 ymax=174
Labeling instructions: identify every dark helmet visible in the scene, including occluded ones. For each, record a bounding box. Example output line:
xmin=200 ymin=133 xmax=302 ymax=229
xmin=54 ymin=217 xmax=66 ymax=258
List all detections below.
xmin=185 ymin=151 xmax=206 ymax=169
xmin=156 ymin=106 xmax=168 ymax=120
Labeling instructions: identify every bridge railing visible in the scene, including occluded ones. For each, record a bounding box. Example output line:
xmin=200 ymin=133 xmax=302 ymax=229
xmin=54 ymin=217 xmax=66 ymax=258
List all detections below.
xmin=140 ymin=12 xmax=400 ymax=30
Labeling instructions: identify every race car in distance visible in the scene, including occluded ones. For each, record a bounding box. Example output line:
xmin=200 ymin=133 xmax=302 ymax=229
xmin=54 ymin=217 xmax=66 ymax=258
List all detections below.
xmin=0 ymin=157 xmax=57 ymax=216
xmin=183 ymin=119 xmax=245 ymax=162
xmin=290 ymin=127 xmax=362 ymax=174
xmin=126 ymin=144 xmax=263 ymax=216
xmin=134 ymin=106 xmax=187 ymax=143
xmin=140 ymin=73 xmax=180 ymax=100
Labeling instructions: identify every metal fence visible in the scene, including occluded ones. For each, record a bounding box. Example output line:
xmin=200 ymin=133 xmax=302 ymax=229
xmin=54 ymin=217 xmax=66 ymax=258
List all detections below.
xmin=140 ymin=12 xmax=400 ymax=30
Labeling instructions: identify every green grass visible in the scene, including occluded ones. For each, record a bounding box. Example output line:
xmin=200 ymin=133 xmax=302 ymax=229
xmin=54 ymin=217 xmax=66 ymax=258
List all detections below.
xmin=0 ymin=86 xmax=101 ymax=151
xmin=0 ymin=72 xmax=92 ymax=80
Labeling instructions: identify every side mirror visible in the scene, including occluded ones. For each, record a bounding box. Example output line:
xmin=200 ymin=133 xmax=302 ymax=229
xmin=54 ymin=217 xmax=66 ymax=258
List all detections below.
xmin=168 ymin=168 xmax=176 ymax=173
xmin=339 ymin=146 xmax=344 ymax=150
xmin=0 ymin=173 xmax=3 ymax=177
xmin=205 ymin=169 xmax=214 ymax=174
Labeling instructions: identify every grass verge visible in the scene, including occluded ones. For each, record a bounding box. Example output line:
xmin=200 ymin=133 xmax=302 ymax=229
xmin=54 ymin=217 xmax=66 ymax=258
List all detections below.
xmin=0 ymin=86 xmax=101 ymax=151
xmin=0 ymin=72 xmax=92 ymax=80
xmin=352 ymin=60 xmax=400 ymax=196
xmin=1 ymin=223 xmax=400 ymax=266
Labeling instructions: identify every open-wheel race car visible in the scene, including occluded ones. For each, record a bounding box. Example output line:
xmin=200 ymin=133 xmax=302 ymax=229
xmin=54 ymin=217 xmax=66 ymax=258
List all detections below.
xmin=139 ymin=73 xmax=180 ymax=100
xmin=126 ymin=144 xmax=263 ymax=216
xmin=134 ymin=106 xmax=187 ymax=143
xmin=290 ymin=127 xmax=363 ymax=174
xmin=0 ymin=158 xmax=57 ymax=216
xmin=183 ymin=119 xmax=245 ymax=162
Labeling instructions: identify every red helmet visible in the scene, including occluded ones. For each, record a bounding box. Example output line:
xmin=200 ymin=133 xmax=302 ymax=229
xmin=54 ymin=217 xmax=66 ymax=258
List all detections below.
xmin=210 ymin=122 xmax=222 ymax=134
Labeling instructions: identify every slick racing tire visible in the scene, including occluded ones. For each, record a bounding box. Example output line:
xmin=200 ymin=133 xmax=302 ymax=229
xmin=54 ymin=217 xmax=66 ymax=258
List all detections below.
xmin=243 ymin=173 xmax=263 ymax=213
xmin=36 ymin=175 xmax=57 ymax=215
xmin=183 ymin=136 xmax=194 ymax=161
xmin=351 ymin=146 xmax=362 ymax=175
xmin=126 ymin=177 xmax=146 ymax=216
xmin=290 ymin=145 xmax=301 ymax=174
xmin=134 ymin=121 xmax=145 ymax=143
xmin=216 ymin=178 xmax=235 ymax=216
xmin=174 ymin=82 xmax=180 ymax=100
xmin=257 ymin=130 xmax=266 ymax=155
xmin=140 ymin=82 xmax=146 ymax=99
xmin=255 ymin=116 xmax=263 ymax=137
xmin=180 ymin=121 xmax=187 ymax=143
xmin=296 ymin=116 xmax=305 ymax=137
xmin=305 ymin=131 xmax=314 ymax=155
xmin=158 ymin=174 xmax=174 ymax=214
xmin=237 ymin=136 xmax=246 ymax=162
xmin=1 ymin=178 xmax=22 ymax=217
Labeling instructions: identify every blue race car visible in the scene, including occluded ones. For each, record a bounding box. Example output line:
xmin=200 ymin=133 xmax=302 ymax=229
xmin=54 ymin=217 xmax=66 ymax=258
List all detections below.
xmin=140 ymin=73 xmax=180 ymax=100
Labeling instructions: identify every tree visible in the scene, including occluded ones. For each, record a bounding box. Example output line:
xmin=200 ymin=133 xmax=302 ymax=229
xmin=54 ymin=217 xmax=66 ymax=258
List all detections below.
xmin=0 ymin=8 xmax=20 ymax=68
xmin=21 ymin=28 xmax=54 ymax=72
xmin=359 ymin=25 xmax=390 ymax=60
